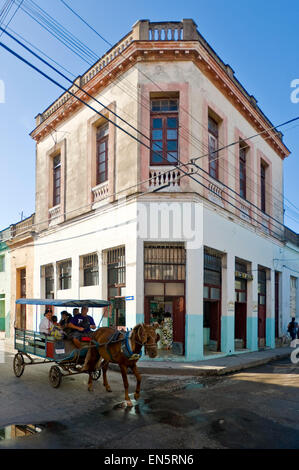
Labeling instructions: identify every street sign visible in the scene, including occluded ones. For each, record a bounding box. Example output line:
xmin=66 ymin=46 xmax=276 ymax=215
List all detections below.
xmin=125 ymin=296 xmax=134 ymax=301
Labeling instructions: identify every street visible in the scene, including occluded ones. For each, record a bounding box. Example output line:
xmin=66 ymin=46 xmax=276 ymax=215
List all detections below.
xmin=0 ymin=351 xmax=299 ymax=449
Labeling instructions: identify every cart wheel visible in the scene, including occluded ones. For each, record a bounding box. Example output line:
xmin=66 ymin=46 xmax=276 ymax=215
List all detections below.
xmin=13 ymin=353 xmax=25 ymax=378
xmin=49 ymin=366 xmax=62 ymax=388
xmin=92 ymin=369 xmax=101 ymax=381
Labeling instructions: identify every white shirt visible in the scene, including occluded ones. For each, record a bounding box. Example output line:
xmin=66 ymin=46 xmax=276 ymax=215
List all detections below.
xmin=39 ymin=317 xmax=53 ymax=335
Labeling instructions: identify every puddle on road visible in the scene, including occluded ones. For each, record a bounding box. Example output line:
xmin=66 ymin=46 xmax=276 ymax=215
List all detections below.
xmin=0 ymin=422 xmax=65 ymax=441
xmin=0 ymin=424 xmax=44 ymax=441
xmin=102 ymin=398 xmax=151 ymax=418
xmin=184 ymin=383 xmax=205 ymax=391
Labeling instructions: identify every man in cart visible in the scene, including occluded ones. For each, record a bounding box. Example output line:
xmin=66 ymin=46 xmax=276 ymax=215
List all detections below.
xmin=68 ymin=306 xmax=96 ymax=349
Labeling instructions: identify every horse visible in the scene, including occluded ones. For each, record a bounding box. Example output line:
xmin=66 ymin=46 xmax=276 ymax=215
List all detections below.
xmin=83 ymin=323 xmax=159 ymax=407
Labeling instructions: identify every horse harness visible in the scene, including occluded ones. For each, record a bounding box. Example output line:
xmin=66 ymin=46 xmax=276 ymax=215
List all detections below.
xmin=105 ymin=328 xmax=142 ymax=363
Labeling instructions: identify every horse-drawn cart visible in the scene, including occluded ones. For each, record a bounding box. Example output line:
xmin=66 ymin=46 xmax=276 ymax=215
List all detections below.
xmin=13 ymin=298 xmax=111 ymax=388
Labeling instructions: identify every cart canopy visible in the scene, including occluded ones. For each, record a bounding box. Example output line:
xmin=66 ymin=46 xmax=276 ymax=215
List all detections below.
xmin=16 ymin=298 xmax=111 ymax=308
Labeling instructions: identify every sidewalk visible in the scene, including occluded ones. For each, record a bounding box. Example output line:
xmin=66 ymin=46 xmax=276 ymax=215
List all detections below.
xmin=110 ymin=347 xmax=294 ymax=376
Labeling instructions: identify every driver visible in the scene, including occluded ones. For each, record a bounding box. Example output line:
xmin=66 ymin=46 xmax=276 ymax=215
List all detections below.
xmin=68 ymin=306 xmax=96 ymax=349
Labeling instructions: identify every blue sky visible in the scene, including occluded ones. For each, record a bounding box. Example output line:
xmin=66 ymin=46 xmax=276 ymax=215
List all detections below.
xmin=0 ymin=0 xmax=298 ymax=232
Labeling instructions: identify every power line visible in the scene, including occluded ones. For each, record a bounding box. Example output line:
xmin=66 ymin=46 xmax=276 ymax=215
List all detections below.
xmin=0 ymin=0 xmax=23 ymax=37
xmin=56 ymin=0 xmax=299 ymax=217
xmin=0 ymin=38 xmax=290 ymax=241
xmin=0 ymin=26 xmax=292 ymax=235
xmin=8 ymin=0 xmax=297 ymax=218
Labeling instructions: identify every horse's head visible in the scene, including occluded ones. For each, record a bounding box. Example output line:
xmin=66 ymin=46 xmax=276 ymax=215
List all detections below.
xmin=135 ymin=323 xmax=159 ymax=358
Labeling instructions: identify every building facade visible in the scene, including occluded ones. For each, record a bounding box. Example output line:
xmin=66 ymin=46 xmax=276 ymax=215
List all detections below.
xmin=0 ymin=228 xmax=11 ymax=339
xmin=16 ymin=18 xmax=298 ymax=360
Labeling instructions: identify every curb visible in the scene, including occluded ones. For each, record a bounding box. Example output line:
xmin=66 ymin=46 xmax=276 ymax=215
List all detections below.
xmin=108 ymin=350 xmax=292 ymax=376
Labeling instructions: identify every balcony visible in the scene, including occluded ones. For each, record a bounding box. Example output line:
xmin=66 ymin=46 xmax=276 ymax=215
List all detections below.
xmin=8 ymin=214 xmax=35 ymax=244
xmin=92 ymin=181 xmax=109 ymax=206
xmin=48 ymin=205 xmax=61 ymax=226
xmin=149 ymin=168 xmax=182 ymax=192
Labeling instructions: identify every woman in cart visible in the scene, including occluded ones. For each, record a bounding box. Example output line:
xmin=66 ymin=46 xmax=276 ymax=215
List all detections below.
xmin=68 ymin=306 xmax=96 ymax=349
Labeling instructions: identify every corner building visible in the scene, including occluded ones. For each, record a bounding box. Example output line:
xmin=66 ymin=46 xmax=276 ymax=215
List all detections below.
xmin=30 ymin=19 xmax=298 ymax=361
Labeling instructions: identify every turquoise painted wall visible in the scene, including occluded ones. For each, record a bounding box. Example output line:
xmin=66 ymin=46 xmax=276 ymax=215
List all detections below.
xmin=136 ymin=313 xmax=144 ymax=324
xmin=221 ymin=315 xmax=235 ymax=354
xmin=185 ymin=314 xmax=203 ymax=361
xmin=266 ymin=317 xmax=275 ymax=349
xmin=247 ymin=316 xmax=258 ymax=351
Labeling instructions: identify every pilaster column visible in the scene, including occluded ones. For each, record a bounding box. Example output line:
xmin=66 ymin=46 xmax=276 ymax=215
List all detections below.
xmin=135 ymin=237 xmax=144 ymax=325
xmin=247 ymin=262 xmax=258 ymax=351
xmin=266 ymin=269 xmax=275 ymax=348
xmin=185 ymin=245 xmax=204 ymax=361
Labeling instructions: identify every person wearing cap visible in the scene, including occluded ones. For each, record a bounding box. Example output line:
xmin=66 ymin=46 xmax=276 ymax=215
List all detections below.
xmin=72 ymin=308 xmax=80 ymax=317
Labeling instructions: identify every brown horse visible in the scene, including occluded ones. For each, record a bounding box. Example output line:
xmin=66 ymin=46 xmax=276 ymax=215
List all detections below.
xmin=84 ymin=323 xmax=159 ymax=407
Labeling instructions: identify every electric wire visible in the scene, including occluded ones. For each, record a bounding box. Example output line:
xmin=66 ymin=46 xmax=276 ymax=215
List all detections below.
xmin=56 ymin=0 xmax=299 ymax=218
xmin=0 ymin=38 xmax=293 ymax=242
xmin=0 ymin=25 xmax=294 ymax=236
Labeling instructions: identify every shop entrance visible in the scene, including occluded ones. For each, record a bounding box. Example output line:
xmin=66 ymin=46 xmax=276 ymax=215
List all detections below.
xmin=204 ymin=249 xmax=222 ymax=354
xmin=145 ymin=295 xmax=185 ymax=355
xmin=144 ymin=243 xmax=186 ymax=356
xmin=234 ymin=262 xmax=250 ymax=350
xmin=203 ymin=300 xmax=221 ymax=352
xmin=235 ymin=303 xmax=247 ymax=349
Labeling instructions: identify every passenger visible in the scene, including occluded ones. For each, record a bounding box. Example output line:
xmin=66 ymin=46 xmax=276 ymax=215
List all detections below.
xmin=39 ymin=311 xmax=53 ymax=335
xmin=50 ymin=315 xmax=64 ymax=340
xmin=72 ymin=308 xmax=80 ymax=317
xmin=68 ymin=306 xmax=96 ymax=349
xmin=59 ymin=311 xmax=72 ymax=328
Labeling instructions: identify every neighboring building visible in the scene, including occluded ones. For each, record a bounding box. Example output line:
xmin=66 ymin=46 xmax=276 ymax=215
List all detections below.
xmin=5 ymin=215 xmax=35 ymax=346
xmin=21 ymin=18 xmax=298 ymax=360
xmin=0 ymin=228 xmax=11 ymax=339
xmin=274 ymin=228 xmax=299 ymax=340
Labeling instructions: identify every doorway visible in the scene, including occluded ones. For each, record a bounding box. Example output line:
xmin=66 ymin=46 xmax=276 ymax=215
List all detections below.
xmin=145 ymin=295 xmax=185 ymax=355
xmin=203 ymin=300 xmax=221 ymax=352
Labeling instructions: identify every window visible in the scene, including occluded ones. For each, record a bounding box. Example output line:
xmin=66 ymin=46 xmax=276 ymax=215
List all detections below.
xmin=0 ymin=255 xmax=4 ymax=272
xmin=235 ymin=278 xmax=247 ymax=303
xmin=96 ymin=123 xmax=109 ymax=185
xmin=45 ymin=264 xmax=54 ymax=299
xmin=204 ymin=250 xmax=221 ymax=300
xmin=58 ymin=260 xmax=72 ymax=290
xmin=239 ymin=143 xmax=247 ymax=200
xmin=258 ymin=269 xmax=266 ymax=306
xmin=208 ymin=116 xmax=219 ymax=180
xmin=261 ymin=162 xmax=266 ymax=213
xmin=53 ymin=154 xmax=61 ymax=207
xmin=107 ymin=247 xmax=126 ymax=327
xmin=150 ymin=99 xmax=179 ymax=165
xmin=144 ymin=244 xmax=186 ymax=281
xmin=83 ymin=254 xmax=99 ymax=286
xmin=290 ymin=276 xmax=297 ymax=316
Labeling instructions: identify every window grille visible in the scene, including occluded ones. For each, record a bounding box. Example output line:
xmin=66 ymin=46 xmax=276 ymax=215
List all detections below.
xmin=58 ymin=259 xmax=72 ymax=290
xmin=83 ymin=254 xmax=99 ymax=286
xmin=144 ymin=243 xmax=186 ymax=281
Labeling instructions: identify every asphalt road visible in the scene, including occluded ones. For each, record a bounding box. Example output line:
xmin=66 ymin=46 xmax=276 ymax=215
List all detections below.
xmin=0 ymin=351 xmax=299 ymax=449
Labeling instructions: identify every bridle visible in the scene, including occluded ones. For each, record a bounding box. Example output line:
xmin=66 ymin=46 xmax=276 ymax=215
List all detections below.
xmin=135 ymin=324 xmax=158 ymax=354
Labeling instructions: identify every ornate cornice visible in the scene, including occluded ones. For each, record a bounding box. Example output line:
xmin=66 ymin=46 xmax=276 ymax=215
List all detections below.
xmin=30 ymin=40 xmax=289 ymax=159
